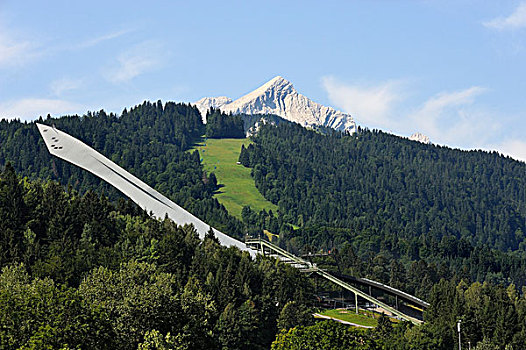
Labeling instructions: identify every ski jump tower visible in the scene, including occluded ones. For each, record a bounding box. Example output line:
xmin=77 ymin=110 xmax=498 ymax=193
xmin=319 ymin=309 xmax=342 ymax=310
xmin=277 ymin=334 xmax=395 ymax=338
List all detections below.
xmin=36 ymin=123 xmax=253 ymax=254
xmin=37 ymin=123 xmax=425 ymax=324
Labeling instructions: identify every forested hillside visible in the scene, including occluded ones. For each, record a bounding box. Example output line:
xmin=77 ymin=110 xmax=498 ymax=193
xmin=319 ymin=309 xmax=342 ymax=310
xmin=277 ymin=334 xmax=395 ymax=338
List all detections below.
xmin=0 ymin=101 xmax=244 ymax=236
xmin=3 ymin=104 xmax=526 ymax=348
xmin=0 ymin=165 xmax=313 ymax=349
xmin=240 ymin=123 xmax=526 ymax=291
xmin=3 ymin=103 xmax=526 ymax=294
xmin=205 ymin=108 xmax=245 ymax=138
xmin=2 ymin=164 xmax=526 ymax=349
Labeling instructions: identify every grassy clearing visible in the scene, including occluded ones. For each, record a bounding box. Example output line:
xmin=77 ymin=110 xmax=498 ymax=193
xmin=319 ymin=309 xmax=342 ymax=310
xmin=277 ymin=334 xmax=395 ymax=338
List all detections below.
xmin=318 ymin=309 xmax=379 ymax=327
xmin=192 ymin=138 xmax=277 ymax=219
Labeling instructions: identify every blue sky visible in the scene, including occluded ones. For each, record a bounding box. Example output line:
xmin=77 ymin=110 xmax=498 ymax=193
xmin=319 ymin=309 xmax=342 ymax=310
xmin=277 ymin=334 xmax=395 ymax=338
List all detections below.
xmin=1 ymin=1 xmax=526 ymax=161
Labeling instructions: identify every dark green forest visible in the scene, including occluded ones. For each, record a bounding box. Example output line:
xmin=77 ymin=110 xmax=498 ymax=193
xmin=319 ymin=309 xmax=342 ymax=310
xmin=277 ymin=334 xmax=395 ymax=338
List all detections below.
xmin=0 ymin=164 xmax=312 ymax=349
xmin=2 ymin=163 xmax=526 ymax=349
xmin=271 ymin=277 xmax=526 ymax=350
xmin=205 ymin=108 xmax=245 ymax=139
xmin=0 ymin=101 xmax=244 ymax=237
xmin=240 ymin=122 xmax=526 ymax=295
xmin=2 ymin=102 xmax=526 ymax=348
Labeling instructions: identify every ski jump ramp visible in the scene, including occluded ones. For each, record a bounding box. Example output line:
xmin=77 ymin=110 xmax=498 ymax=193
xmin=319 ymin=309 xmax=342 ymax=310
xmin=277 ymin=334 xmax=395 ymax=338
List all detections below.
xmin=36 ymin=123 xmax=255 ymax=256
xmin=36 ymin=123 xmax=425 ymax=323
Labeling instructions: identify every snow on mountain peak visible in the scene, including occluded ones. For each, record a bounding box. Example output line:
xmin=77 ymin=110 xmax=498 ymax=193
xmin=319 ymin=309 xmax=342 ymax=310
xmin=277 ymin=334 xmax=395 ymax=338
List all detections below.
xmin=193 ymin=76 xmax=356 ymax=133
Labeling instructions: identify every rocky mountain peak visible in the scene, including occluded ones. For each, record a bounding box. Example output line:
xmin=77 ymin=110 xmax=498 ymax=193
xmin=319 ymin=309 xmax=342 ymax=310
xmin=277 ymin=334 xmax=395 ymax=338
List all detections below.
xmin=193 ymin=76 xmax=356 ymax=133
xmin=409 ymin=132 xmax=431 ymax=144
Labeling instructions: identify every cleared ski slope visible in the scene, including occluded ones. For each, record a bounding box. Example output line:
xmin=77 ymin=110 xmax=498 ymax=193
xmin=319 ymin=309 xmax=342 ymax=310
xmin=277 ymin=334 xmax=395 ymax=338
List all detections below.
xmin=36 ymin=123 xmax=255 ymax=256
xmin=37 ymin=123 xmax=426 ymax=324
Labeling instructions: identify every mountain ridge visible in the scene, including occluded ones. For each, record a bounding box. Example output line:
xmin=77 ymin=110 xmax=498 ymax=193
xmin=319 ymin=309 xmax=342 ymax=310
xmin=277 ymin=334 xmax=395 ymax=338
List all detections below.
xmin=194 ymin=76 xmax=357 ymax=133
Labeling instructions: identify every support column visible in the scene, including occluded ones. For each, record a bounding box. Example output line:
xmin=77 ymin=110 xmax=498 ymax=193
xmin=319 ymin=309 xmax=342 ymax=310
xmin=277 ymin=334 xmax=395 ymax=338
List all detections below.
xmin=355 ymin=293 xmax=358 ymax=314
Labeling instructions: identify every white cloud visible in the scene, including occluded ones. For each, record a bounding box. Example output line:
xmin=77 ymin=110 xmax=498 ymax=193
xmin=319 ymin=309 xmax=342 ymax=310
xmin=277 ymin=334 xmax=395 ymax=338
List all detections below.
xmin=322 ymin=76 xmax=500 ymax=148
xmin=105 ymin=41 xmax=165 ymax=84
xmin=50 ymin=78 xmax=83 ymax=96
xmin=489 ymin=139 xmax=526 ymax=163
xmin=409 ymin=87 xmax=494 ymax=147
xmin=322 ymin=76 xmax=526 ymax=163
xmin=321 ymin=76 xmax=404 ymax=129
xmin=415 ymin=87 xmax=486 ymax=116
xmin=0 ymin=35 xmax=30 ymax=66
xmin=78 ymin=29 xmax=132 ymax=49
xmin=484 ymin=2 xmax=526 ymax=30
xmin=0 ymin=23 xmax=37 ymax=68
xmin=0 ymin=98 xmax=83 ymax=121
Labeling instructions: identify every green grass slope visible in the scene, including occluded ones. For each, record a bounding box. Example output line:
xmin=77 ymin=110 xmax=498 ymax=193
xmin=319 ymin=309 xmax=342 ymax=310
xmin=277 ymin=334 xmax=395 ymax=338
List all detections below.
xmin=193 ymin=138 xmax=277 ymax=219
xmin=318 ymin=309 xmax=380 ymax=328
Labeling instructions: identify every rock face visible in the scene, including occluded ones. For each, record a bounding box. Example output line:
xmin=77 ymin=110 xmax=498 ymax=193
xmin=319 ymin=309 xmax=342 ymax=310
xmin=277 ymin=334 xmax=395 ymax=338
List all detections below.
xmin=246 ymin=117 xmax=276 ymax=137
xmin=194 ymin=76 xmax=356 ymax=133
xmin=193 ymin=96 xmax=232 ymax=122
xmin=409 ymin=132 xmax=431 ymax=144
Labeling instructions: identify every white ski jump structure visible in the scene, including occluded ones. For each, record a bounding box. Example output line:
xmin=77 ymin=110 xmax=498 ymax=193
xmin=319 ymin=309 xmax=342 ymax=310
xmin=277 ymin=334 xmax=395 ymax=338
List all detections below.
xmin=36 ymin=123 xmax=255 ymax=255
xmin=36 ymin=123 xmax=425 ymax=324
